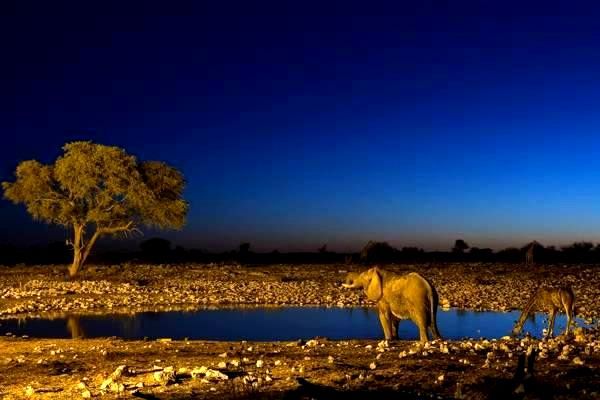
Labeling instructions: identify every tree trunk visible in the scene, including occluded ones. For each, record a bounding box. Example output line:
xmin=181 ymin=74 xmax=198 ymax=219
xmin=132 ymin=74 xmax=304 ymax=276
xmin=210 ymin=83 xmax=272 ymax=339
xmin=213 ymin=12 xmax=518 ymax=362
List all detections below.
xmin=69 ymin=225 xmax=85 ymax=278
xmin=81 ymin=231 xmax=100 ymax=266
xmin=69 ymin=226 xmax=102 ymax=277
xmin=68 ymin=223 xmax=130 ymax=277
xmin=69 ymin=248 xmax=84 ymax=277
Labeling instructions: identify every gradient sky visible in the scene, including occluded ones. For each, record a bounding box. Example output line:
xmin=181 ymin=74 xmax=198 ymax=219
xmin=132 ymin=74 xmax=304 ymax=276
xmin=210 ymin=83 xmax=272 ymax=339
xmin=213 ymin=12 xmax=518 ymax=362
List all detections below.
xmin=3 ymin=1 xmax=600 ymax=251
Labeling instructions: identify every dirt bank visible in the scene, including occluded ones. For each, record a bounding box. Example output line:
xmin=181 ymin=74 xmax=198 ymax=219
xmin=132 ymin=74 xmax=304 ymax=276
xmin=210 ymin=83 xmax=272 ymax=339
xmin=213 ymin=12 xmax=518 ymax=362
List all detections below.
xmin=1 ymin=329 xmax=599 ymax=399
xmin=0 ymin=264 xmax=599 ymax=399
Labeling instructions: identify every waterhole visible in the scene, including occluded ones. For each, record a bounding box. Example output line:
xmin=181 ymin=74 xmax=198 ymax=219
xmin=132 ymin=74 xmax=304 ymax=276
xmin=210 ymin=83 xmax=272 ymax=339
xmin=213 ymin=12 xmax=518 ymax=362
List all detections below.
xmin=0 ymin=308 xmax=584 ymax=341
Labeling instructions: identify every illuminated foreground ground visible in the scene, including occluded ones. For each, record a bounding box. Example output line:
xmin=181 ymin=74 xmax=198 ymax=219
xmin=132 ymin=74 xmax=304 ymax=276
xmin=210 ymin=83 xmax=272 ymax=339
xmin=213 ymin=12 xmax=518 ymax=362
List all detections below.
xmin=0 ymin=330 xmax=599 ymax=399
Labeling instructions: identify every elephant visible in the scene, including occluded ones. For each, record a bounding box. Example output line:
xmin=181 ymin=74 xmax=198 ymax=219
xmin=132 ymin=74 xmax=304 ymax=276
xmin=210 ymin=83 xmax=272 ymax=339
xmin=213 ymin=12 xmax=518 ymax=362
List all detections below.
xmin=342 ymin=267 xmax=442 ymax=342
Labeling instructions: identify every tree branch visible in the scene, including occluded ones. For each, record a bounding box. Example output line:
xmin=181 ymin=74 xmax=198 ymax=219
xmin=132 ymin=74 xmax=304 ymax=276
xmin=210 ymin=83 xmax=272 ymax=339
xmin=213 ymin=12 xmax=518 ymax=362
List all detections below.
xmin=98 ymin=221 xmax=134 ymax=234
xmin=104 ymin=195 xmax=128 ymax=212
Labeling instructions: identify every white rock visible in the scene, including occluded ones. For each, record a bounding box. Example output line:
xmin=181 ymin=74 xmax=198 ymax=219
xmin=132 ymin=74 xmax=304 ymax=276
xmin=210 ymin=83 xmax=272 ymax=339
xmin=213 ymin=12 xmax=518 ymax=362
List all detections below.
xmin=191 ymin=366 xmax=228 ymax=381
xmin=154 ymin=366 xmax=176 ymax=386
xmin=100 ymin=378 xmax=113 ymax=391
xmin=205 ymin=369 xmax=229 ymax=380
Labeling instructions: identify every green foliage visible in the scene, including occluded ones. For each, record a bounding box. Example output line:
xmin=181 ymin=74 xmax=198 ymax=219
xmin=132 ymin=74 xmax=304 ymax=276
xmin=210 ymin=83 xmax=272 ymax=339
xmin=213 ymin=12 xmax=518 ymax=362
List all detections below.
xmin=2 ymin=141 xmax=188 ymax=275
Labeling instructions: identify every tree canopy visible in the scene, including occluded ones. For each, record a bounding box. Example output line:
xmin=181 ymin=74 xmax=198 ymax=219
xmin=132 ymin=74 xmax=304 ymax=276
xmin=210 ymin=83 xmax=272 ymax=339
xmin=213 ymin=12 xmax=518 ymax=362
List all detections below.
xmin=452 ymin=239 xmax=470 ymax=253
xmin=2 ymin=141 xmax=188 ymax=276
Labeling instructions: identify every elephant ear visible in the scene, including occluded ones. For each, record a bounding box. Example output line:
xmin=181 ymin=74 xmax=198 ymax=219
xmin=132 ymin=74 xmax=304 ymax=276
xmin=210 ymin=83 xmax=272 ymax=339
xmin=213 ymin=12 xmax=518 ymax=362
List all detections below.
xmin=365 ymin=268 xmax=383 ymax=301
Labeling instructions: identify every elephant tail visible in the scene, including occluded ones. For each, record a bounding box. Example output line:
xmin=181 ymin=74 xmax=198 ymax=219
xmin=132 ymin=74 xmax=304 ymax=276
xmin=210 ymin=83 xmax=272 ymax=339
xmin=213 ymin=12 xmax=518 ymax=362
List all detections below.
xmin=428 ymin=281 xmax=442 ymax=340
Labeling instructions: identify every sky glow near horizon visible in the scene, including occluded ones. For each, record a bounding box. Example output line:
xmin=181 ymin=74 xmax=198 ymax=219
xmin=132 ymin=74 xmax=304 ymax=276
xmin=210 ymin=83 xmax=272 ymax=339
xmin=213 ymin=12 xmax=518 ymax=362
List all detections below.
xmin=3 ymin=2 xmax=600 ymax=251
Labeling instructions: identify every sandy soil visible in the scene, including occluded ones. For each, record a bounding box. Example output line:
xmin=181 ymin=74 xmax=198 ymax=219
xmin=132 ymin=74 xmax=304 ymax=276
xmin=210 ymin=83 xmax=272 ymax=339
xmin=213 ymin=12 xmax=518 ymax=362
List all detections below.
xmin=0 ymin=263 xmax=598 ymax=399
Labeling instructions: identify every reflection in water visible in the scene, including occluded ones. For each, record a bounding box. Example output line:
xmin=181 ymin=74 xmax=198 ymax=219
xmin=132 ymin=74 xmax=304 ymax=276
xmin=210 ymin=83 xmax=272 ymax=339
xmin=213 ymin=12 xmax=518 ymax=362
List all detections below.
xmin=455 ymin=309 xmax=467 ymax=317
xmin=121 ymin=316 xmax=142 ymax=337
xmin=0 ymin=308 xmax=590 ymax=341
xmin=67 ymin=316 xmax=85 ymax=338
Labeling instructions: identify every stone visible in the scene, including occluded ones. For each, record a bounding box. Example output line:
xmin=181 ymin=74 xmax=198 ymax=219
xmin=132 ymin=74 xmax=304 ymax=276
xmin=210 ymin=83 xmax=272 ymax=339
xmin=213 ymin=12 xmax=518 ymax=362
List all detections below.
xmin=100 ymin=378 xmax=113 ymax=391
xmin=205 ymin=369 xmax=228 ymax=380
xmin=191 ymin=366 xmax=228 ymax=381
xmin=191 ymin=366 xmax=208 ymax=378
xmin=573 ymin=356 xmax=585 ymax=365
xmin=154 ymin=366 xmax=176 ymax=386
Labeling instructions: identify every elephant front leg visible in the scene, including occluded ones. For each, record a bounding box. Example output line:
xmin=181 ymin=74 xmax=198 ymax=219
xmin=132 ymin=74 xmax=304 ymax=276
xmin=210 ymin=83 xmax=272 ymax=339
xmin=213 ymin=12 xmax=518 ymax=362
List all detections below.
xmin=377 ymin=305 xmax=394 ymax=340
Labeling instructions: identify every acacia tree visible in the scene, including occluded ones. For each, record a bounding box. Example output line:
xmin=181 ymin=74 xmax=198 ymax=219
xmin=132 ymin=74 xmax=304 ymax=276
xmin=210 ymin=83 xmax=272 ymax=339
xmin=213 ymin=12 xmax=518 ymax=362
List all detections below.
xmin=2 ymin=141 xmax=188 ymax=277
xmin=452 ymin=239 xmax=469 ymax=254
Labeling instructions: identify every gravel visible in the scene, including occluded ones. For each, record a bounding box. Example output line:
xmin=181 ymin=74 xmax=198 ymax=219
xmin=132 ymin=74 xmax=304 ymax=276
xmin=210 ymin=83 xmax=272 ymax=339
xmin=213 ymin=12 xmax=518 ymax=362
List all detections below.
xmin=0 ymin=263 xmax=598 ymax=322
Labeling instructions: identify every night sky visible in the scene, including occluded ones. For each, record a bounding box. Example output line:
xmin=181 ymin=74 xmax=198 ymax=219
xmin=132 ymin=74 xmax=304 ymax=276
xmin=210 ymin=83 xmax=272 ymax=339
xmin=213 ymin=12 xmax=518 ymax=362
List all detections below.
xmin=3 ymin=1 xmax=600 ymax=252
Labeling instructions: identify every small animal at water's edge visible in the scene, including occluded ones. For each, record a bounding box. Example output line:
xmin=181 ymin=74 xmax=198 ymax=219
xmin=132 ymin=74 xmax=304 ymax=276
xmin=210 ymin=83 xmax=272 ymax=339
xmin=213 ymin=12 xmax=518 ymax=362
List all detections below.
xmin=512 ymin=286 xmax=575 ymax=337
xmin=341 ymin=267 xmax=442 ymax=342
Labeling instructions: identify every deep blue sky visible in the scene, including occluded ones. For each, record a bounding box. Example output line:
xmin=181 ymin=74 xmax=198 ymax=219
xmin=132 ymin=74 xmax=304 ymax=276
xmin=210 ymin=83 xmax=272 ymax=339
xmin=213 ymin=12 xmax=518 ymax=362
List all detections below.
xmin=3 ymin=1 xmax=600 ymax=251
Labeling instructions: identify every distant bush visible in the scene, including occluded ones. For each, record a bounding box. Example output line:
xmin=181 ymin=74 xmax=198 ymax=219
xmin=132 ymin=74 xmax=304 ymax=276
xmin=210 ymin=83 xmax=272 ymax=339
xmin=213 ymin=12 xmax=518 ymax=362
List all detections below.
xmin=360 ymin=241 xmax=399 ymax=264
xmin=140 ymin=237 xmax=172 ymax=263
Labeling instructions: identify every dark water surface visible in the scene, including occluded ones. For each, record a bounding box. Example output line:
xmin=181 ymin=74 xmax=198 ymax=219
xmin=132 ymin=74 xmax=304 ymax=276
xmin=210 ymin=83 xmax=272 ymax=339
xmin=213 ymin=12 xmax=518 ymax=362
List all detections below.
xmin=0 ymin=308 xmax=582 ymax=341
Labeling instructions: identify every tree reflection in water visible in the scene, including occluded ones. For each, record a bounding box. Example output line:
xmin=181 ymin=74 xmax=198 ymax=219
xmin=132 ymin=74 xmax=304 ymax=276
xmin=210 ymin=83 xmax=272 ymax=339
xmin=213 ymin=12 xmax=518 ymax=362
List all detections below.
xmin=121 ymin=314 xmax=142 ymax=337
xmin=67 ymin=315 xmax=85 ymax=339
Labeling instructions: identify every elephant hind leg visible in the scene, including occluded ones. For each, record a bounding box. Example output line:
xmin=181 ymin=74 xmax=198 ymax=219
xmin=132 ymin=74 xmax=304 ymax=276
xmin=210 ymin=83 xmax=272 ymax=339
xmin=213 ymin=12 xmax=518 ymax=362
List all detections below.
xmin=418 ymin=325 xmax=428 ymax=343
xmin=413 ymin=313 xmax=429 ymax=343
xmin=391 ymin=318 xmax=399 ymax=340
xmin=430 ymin=323 xmax=442 ymax=340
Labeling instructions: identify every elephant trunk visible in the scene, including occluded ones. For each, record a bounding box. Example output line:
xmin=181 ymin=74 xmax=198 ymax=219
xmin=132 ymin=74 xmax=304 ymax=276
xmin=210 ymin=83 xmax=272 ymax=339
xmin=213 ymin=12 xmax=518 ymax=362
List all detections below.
xmin=342 ymin=272 xmax=362 ymax=289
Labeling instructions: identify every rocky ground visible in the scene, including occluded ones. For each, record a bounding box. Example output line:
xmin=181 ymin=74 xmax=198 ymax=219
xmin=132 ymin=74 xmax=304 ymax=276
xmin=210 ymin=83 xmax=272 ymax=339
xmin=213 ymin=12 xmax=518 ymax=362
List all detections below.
xmin=0 ymin=263 xmax=598 ymax=321
xmin=0 ymin=263 xmax=598 ymax=399
xmin=0 ymin=329 xmax=598 ymax=399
